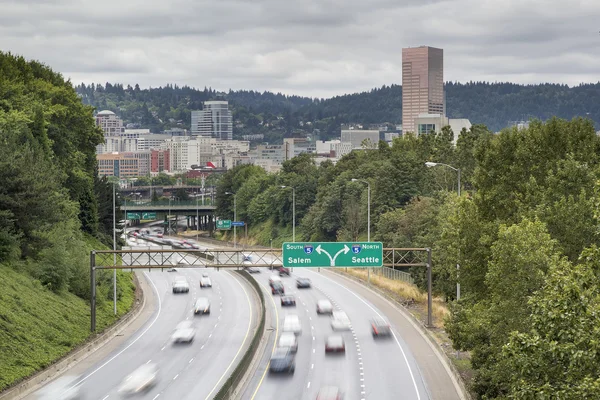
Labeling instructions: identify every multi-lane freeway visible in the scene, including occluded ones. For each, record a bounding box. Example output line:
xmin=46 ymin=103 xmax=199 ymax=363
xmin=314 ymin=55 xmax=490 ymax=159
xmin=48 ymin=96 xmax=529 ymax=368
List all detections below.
xmin=27 ymin=234 xmax=462 ymax=400
xmin=26 ymin=238 xmax=257 ymax=400
xmin=239 ymin=261 xmax=430 ymax=400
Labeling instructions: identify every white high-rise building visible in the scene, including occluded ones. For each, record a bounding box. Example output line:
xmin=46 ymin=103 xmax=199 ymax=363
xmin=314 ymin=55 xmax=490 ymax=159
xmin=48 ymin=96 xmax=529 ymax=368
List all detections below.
xmin=191 ymin=101 xmax=233 ymax=140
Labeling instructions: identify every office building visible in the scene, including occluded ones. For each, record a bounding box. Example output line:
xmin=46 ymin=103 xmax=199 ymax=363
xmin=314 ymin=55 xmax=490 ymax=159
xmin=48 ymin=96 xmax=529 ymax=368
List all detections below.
xmin=414 ymin=113 xmax=472 ymax=143
xmin=402 ymin=46 xmax=444 ymax=134
xmin=341 ymin=129 xmax=380 ymax=149
xmin=151 ymin=149 xmax=170 ymax=173
xmin=191 ymin=101 xmax=233 ymax=140
xmin=97 ymin=152 xmax=139 ymax=178
xmin=161 ymin=137 xmax=189 ymax=172
xmin=96 ymin=110 xmax=124 ymax=136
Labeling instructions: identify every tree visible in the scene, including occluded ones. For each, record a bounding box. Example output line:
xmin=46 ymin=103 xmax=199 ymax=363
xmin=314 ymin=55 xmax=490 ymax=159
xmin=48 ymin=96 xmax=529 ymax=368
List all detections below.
xmin=446 ymin=218 xmax=566 ymax=398
xmin=500 ymin=258 xmax=600 ymax=398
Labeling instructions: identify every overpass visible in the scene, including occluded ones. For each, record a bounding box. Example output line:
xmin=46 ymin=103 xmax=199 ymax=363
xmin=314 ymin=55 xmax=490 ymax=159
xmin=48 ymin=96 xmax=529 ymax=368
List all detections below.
xmin=120 ymin=185 xmax=216 ymax=200
xmin=123 ymin=200 xmax=217 ymax=232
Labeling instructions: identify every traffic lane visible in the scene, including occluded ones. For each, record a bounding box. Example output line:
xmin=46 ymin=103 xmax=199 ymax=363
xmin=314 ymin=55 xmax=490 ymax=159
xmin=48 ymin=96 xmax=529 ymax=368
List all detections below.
xmin=302 ymin=269 xmax=440 ymax=400
xmin=155 ymin=270 xmax=254 ymax=400
xmin=244 ymin=273 xmax=312 ymax=400
xmin=239 ymin=277 xmax=279 ymax=400
xmin=246 ymin=273 xmax=363 ymax=400
xmin=294 ymin=280 xmax=364 ymax=400
xmin=75 ymin=271 xmax=201 ymax=399
xmin=322 ymin=269 xmax=462 ymax=400
xmin=85 ymin=268 xmax=236 ymax=400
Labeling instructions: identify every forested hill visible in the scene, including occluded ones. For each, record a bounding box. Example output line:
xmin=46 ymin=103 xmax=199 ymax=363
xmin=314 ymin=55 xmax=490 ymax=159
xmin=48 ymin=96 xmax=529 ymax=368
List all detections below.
xmin=76 ymin=81 xmax=600 ymax=137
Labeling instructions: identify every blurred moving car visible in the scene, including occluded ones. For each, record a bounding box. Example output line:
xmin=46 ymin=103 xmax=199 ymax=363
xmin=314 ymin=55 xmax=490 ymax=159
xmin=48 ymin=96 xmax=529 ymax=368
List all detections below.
xmin=371 ymin=317 xmax=392 ymax=338
xmin=194 ymin=297 xmax=211 ymax=315
xmin=172 ymin=321 xmax=196 ymax=344
xmin=172 ymin=278 xmax=189 ymax=293
xmin=244 ymin=266 xmax=260 ymax=274
xmin=269 ymin=347 xmax=295 ymax=374
xmin=166 ymin=267 xmax=177 ymax=272
xmin=296 ymin=277 xmax=311 ymax=288
xmin=272 ymin=281 xmax=285 ymax=295
xmin=331 ymin=311 xmax=351 ymax=331
xmin=325 ymin=335 xmax=346 ymax=353
xmin=202 ymin=272 xmax=209 ymax=277
xmin=118 ymin=363 xmax=159 ymax=396
xmin=283 ymin=315 xmax=302 ymax=335
xmin=200 ymin=276 xmax=212 ymax=288
xmin=316 ymin=387 xmax=344 ymax=400
xmin=35 ymin=375 xmax=81 ymax=400
xmin=280 ymin=295 xmax=296 ymax=307
xmin=269 ymin=275 xmax=282 ymax=287
xmin=278 ymin=267 xmax=291 ymax=276
xmin=316 ymin=299 xmax=333 ymax=315
xmin=278 ymin=332 xmax=298 ymax=353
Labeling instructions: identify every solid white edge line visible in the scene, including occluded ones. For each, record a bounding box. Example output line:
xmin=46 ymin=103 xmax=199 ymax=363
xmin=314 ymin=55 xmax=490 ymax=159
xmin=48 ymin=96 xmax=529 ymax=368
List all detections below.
xmin=306 ymin=269 xmax=422 ymax=400
xmin=70 ymin=272 xmax=162 ymax=389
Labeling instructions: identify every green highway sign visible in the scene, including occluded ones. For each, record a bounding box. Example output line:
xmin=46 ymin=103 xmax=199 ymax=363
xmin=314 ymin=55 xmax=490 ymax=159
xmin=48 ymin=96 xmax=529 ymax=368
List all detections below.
xmin=282 ymin=242 xmax=383 ymax=268
xmin=142 ymin=212 xmax=157 ymax=220
xmin=126 ymin=212 xmax=140 ymax=220
xmin=216 ymin=220 xmax=232 ymax=230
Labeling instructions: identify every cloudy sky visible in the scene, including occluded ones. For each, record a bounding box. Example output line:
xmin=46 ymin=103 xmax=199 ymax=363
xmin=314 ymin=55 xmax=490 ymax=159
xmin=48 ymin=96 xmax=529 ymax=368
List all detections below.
xmin=1 ymin=0 xmax=598 ymax=98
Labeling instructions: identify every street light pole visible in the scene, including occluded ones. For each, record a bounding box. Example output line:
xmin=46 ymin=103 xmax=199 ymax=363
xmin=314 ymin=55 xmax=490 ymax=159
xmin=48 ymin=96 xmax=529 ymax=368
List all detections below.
xmin=233 ymin=194 xmax=237 ymax=249
xmin=425 ymin=161 xmax=462 ymax=300
xmin=351 ymin=178 xmax=371 ymax=283
xmin=280 ymin=186 xmax=296 ymax=242
xmin=112 ymin=184 xmax=117 ymax=315
xmin=350 ymin=179 xmax=371 ymax=241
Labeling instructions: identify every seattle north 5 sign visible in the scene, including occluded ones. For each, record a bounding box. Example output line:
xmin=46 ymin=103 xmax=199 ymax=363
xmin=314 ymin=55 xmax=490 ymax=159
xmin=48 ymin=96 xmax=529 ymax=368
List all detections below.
xmin=282 ymin=242 xmax=383 ymax=268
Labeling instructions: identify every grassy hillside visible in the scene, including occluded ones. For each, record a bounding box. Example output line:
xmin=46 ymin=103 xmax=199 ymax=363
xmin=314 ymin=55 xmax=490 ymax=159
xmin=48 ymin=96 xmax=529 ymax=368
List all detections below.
xmin=0 ymin=236 xmax=135 ymax=392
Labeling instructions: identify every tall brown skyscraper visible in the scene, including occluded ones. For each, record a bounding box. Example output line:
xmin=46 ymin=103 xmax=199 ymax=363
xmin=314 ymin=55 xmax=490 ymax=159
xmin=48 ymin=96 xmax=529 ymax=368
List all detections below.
xmin=402 ymin=46 xmax=444 ymax=134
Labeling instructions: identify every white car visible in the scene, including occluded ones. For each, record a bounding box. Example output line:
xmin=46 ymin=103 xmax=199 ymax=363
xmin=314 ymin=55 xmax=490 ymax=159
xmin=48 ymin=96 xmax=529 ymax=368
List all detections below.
xmin=194 ymin=297 xmax=211 ymax=315
xmin=35 ymin=375 xmax=81 ymax=400
xmin=172 ymin=278 xmax=189 ymax=293
xmin=282 ymin=315 xmax=302 ymax=336
xmin=316 ymin=299 xmax=333 ymax=314
xmin=200 ymin=277 xmax=212 ymax=288
xmin=331 ymin=311 xmax=352 ymax=331
xmin=172 ymin=321 xmax=196 ymax=344
xmin=118 ymin=364 xmax=159 ymax=395
xmin=278 ymin=332 xmax=298 ymax=353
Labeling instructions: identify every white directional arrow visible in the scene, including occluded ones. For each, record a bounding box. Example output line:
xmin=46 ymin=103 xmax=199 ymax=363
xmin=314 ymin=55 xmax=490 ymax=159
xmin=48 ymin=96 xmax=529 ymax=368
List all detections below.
xmin=332 ymin=245 xmax=350 ymax=266
xmin=315 ymin=245 xmax=334 ymax=266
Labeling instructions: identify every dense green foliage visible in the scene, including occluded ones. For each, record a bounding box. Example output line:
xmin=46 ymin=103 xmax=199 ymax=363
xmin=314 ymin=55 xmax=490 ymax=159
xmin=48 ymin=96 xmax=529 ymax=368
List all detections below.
xmin=0 ymin=52 xmax=135 ymax=390
xmin=76 ymin=82 xmax=600 ymax=140
xmin=217 ymin=118 xmax=600 ymax=398
xmin=0 ymin=248 xmax=135 ymax=391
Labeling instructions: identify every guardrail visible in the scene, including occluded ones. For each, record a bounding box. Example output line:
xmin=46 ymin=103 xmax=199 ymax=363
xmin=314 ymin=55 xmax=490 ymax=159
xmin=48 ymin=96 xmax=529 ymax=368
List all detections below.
xmin=214 ymin=270 xmax=266 ymax=400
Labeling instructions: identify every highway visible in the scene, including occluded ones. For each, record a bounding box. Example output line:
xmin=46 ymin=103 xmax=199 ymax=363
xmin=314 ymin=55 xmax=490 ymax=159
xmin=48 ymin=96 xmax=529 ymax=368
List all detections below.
xmin=28 ymin=237 xmax=256 ymax=400
xmin=241 ymin=267 xmax=430 ymax=400
xmin=27 ymin=233 xmax=460 ymax=400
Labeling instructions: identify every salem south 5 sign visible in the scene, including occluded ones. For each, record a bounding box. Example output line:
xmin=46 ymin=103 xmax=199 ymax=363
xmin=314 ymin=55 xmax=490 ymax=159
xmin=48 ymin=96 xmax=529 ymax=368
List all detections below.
xmin=282 ymin=242 xmax=383 ymax=268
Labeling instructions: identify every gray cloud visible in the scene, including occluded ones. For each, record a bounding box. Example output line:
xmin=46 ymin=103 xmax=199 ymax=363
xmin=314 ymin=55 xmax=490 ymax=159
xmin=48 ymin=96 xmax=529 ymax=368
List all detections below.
xmin=0 ymin=0 xmax=598 ymax=97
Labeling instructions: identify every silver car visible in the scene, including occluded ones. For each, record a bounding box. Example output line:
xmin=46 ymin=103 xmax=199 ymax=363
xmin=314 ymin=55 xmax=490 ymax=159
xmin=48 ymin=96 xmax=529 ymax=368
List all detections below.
xmin=118 ymin=363 xmax=159 ymax=396
xmin=278 ymin=332 xmax=298 ymax=353
xmin=172 ymin=278 xmax=189 ymax=293
xmin=172 ymin=321 xmax=196 ymax=344
xmin=331 ymin=311 xmax=351 ymax=331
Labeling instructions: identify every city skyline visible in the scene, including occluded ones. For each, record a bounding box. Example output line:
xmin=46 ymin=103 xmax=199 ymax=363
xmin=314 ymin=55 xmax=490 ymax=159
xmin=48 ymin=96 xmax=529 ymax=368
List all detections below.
xmin=1 ymin=0 xmax=598 ymax=98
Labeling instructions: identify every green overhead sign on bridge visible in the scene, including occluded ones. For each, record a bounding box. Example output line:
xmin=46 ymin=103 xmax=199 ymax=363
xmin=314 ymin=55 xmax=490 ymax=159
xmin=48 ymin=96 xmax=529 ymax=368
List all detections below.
xmin=126 ymin=212 xmax=157 ymax=220
xmin=282 ymin=242 xmax=383 ymax=268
